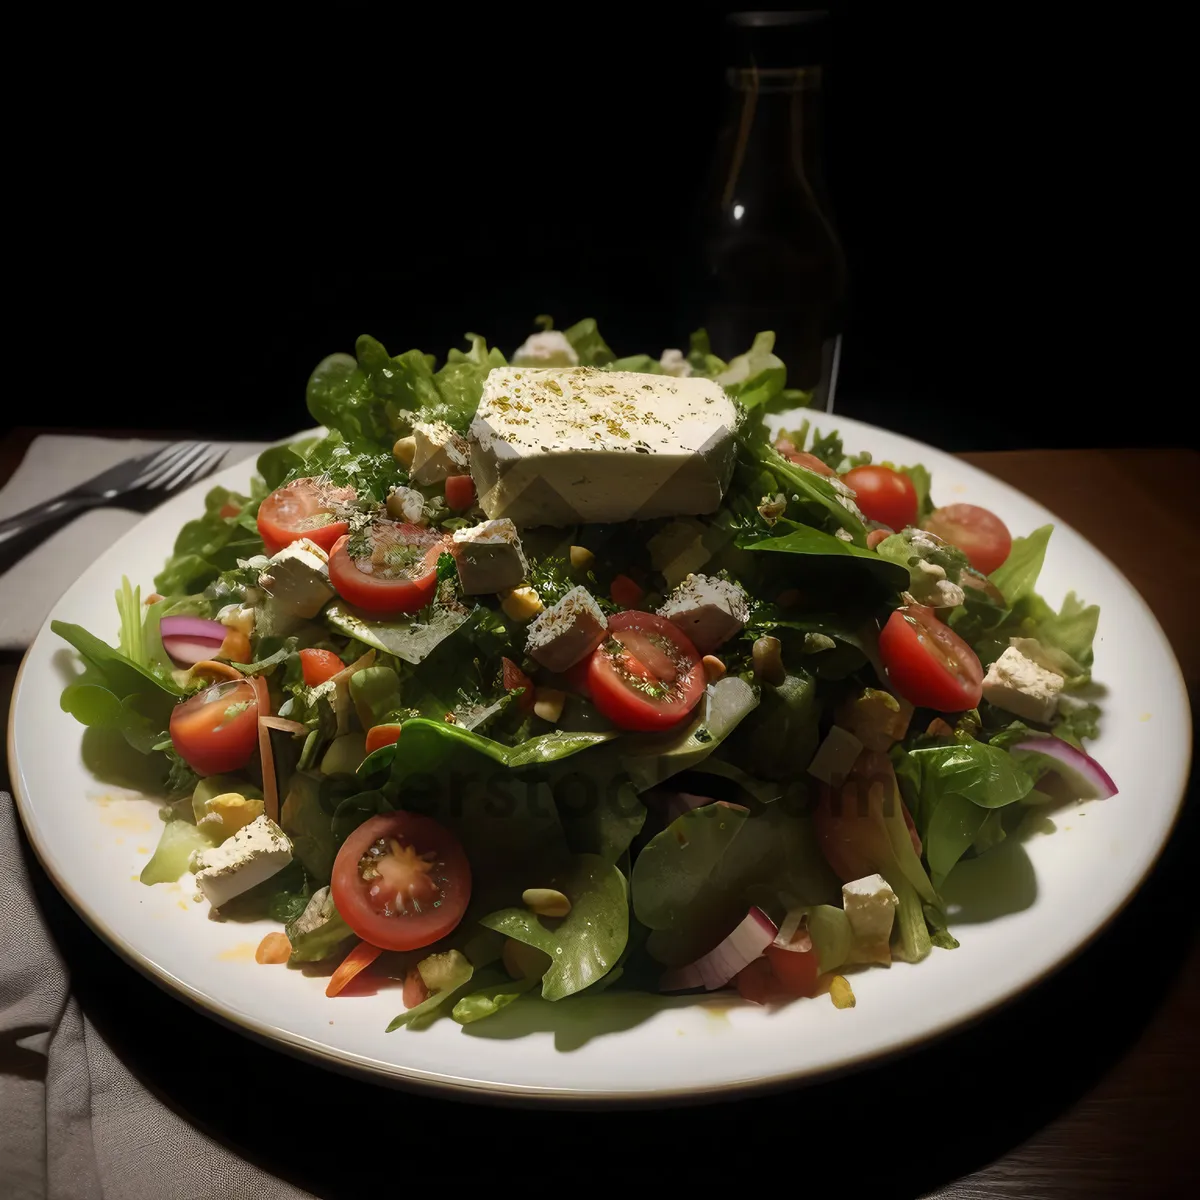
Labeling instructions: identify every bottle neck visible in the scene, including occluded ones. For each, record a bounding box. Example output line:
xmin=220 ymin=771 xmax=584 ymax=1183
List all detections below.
xmin=718 ymin=67 xmax=830 ymax=211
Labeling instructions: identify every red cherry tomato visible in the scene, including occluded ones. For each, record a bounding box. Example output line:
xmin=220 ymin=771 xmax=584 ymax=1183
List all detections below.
xmin=587 ymin=611 xmax=705 ymax=732
xmin=256 ymin=477 xmax=355 ymax=557
xmin=299 ymin=648 xmax=344 ymax=687
xmin=444 ymin=474 xmax=475 ymax=512
xmin=924 ymin=504 xmax=1013 ymax=575
xmin=765 ymin=942 xmax=820 ymax=997
xmin=841 ymin=466 xmax=918 ymax=531
xmin=364 ymin=724 xmax=403 ymax=754
xmin=878 ymin=604 xmax=984 ymax=712
xmin=169 ymin=678 xmax=259 ymax=775
xmin=501 ymin=657 xmax=536 ymax=712
xmin=609 ymin=574 xmax=644 ymax=608
xmin=331 ymin=812 xmax=471 ymax=952
xmin=735 ymin=957 xmax=777 ymax=1004
xmin=327 ymin=522 xmax=446 ymax=616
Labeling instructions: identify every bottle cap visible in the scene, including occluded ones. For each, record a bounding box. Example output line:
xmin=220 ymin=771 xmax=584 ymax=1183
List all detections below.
xmin=726 ymin=10 xmax=831 ymax=66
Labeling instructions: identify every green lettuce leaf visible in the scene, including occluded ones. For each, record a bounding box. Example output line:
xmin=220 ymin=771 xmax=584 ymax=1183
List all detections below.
xmin=717 ymin=331 xmax=786 ymax=410
xmin=562 ymin=318 xmax=615 ymax=367
xmin=305 ymin=352 xmax=392 ymax=445
xmin=153 ymin=485 xmax=262 ymax=596
xmin=427 ymin=333 xmax=507 ymax=433
xmin=990 ymin=525 xmax=1053 ymax=605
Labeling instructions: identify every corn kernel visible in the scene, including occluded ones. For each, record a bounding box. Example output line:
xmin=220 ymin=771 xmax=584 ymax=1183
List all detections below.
xmin=501 ymin=585 xmax=543 ymax=622
xmin=830 ymin=975 xmax=856 ymax=1009
xmin=533 ymin=687 xmax=566 ymax=723
xmin=393 ymin=435 xmax=417 ymax=466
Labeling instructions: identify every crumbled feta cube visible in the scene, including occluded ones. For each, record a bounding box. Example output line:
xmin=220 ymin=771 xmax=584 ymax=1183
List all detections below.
xmin=807 ymin=725 xmax=864 ymax=785
xmin=217 ymin=603 xmax=256 ymax=635
xmin=526 ymin=586 xmax=608 ymax=672
xmin=410 ymin=421 xmax=470 ymax=485
xmin=511 ymin=330 xmax=580 ymax=368
xmin=659 ymin=348 xmax=693 ymax=377
xmin=842 ymin=873 xmax=899 ymax=964
xmin=982 ymin=646 xmax=1064 ymax=724
xmin=657 ymin=573 xmax=749 ymax=653
xmin=451 ymin=518 xmax=529 ymax=595
xmin=197 ymin=792 xmax=265 ymax=841
xmin=387 ymin=485 xmax=427 ymax=525
xmin=190 ymin=816 xmax=292 ymax=910
xmin=257 ymin=539 xmax=335 ymax=633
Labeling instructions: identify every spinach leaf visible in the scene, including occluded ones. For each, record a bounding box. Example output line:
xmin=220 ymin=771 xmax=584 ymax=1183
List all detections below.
xmin=480 ymin=853 xmax=628 ymax=1001
xmin=553 ymin=775 xmax=647 ymax=864
xmin=620 ymin=676 xmax=758 ymax=792
xmin=280 ymin=772 xmax=338 ymax=883
xmin=725 ymin=671 xmax=819 ymax=782
xmin=60 ymin=684 xmax=166 ymax=755
xmin=744 ymin=522 xmax=908 ymax=592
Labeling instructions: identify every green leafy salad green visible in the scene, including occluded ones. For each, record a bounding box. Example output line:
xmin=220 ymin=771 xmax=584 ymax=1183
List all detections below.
xmin=55 ymin=317 xmax=1113 ymax=1027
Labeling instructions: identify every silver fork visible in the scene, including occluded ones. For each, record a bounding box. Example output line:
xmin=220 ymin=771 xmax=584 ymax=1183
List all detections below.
xmin=0 ymin=441 xmax=224 ymax=547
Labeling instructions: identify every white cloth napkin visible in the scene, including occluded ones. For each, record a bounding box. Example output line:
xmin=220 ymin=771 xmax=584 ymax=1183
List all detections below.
xmin=0 ymin=436 xmax=270 ymax=650
xmin=0 ymin=792 xmax=314 ymax=1200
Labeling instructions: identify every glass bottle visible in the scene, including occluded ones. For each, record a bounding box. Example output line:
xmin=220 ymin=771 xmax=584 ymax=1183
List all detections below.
xmin=693 ymin=10 xmax=847 ymax=410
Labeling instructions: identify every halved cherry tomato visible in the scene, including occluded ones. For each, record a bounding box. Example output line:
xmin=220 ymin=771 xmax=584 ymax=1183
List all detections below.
xmin=365 ymin=723 xmax=403 ymax=754
xmin=445 ymin=474 xmax=475 ymax=512
xmin=331 ymin=812 xmax=471 ymax=952
xmin=924 ymin=504 xmax=1013 ymax=575
xmin=299 ymin=647 xmax=344 ymax=687
xmin=775 ymin=436 xmax=837 ymax=477
xmin=327 ymin=522 xmax=446 ymax=616
xmin=501 ymin=657 xmax=536 ymax=712
xmin=587 ymin=611 xmax=705 ymax=732
xmin=326 ymin=940 xmax=383 ymax=998
xmin=735 ymin=957 xmax=777 ymax=1004
xmin=841 ymin=466 xmax=918 ymax=531
xmin=256 ymin=477 xmax=355 ymax=557
xmin=402 ymin=966 xmax=430 ymax=1009
xmin=169 ymin=678 xmax=259 ymax=775
xmin=610 ymin=574 xmax=644 ymax=608
xmin=878 ymin=604 xmax=983 ymax=711
xmin=765 ymin=942 xmax=820 ymax=997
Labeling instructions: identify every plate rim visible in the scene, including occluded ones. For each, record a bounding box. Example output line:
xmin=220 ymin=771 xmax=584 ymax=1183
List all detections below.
xmin=8 ymin=419 xmax=1193 ymax=1103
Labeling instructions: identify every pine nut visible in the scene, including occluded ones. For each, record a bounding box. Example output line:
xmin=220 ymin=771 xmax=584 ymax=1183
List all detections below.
xmin=522 ymin=887 xmax=571 ymax=918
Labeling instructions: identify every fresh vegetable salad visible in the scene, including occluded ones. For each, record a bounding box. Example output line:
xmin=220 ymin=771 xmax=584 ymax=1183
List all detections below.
xmin=55 ymin=319 xmax=1113 ymax=1028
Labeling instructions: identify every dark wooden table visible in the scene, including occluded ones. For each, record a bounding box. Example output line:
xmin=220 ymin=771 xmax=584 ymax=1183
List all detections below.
xmin=3 ymin=435 xmax=1197 ymax=1198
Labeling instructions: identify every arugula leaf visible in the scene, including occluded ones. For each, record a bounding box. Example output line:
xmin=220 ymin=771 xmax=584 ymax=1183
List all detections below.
xmin=480 ymin=854 xmax=628 ymax=1001
xmin=53 ymin=621 xmax=183 ymax=701
xmin=562 ymin=318 xmax=615 ymax=367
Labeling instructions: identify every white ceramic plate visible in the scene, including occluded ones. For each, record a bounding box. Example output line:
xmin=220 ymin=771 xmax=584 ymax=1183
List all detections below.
xmin=8 ymin=414 xmax=1191 ymax=1102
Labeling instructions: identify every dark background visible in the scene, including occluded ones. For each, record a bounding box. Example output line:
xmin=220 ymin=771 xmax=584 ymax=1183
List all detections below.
xmin=14 ymin=6 xmax=1149 ymax=452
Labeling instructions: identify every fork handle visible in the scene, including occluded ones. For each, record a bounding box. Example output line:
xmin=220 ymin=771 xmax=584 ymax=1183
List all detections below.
xmin=0 ymin=492 xmax=97 ymax=545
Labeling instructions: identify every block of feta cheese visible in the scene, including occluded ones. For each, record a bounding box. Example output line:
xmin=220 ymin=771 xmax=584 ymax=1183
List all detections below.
xmin=451 ymin=518 xmax=529 ymax=595
xmin=387 ymin=484 xmax=427 ymax=525
xmin=469 ymin=367 xmax=739 ymax=527
xmin=525 ymin=585 xmax=609 ymax=672
xmin=842 ymin=873 xmax=899 ymax=964
xmin=982 ymin=645 xmax=1065 ymax=724
xmin=411 ymin=420 xmax=471 ymax=485
xmin=190 ymin=815 xmax=293 ymax=910
xmin=257 ymin=538 xmax=336 ymax=635
xmin=657 ymin=573 xmax=749 ymax=653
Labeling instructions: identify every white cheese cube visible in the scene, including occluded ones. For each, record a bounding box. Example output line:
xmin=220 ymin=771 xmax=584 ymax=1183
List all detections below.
xmin=411 ymin=420 xmax=470 ymax=485
xmin=806 ymin=726 xmax=864 ymax=785
xmin=511 ymin=330 xmax=580 ymax=368
xmin=258 ymin=539 xmax=335 ymax=619
xmin=469 ymin=367 xmax=739 ymax=527
xmin=451 ymin=518 xmax=529 ymax=595
xmin=842 ymin=873 xmax=899 ymax=964
xmin=982 ymin=646 xmax=1064 ymax=724
xmin=657 ymin=573 xmax=749 ymax=653
xmin=387 ymin=485 xmax=427 ymax=525
xmin=526 ymin=586 xmax=609 ymax=672
xmin=190 ymin=816 xmax=293 ymax=910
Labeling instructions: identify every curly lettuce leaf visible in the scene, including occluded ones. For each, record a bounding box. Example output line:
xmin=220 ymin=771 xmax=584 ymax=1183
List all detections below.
xmin=717 ymin=331 xmax=786 ymax=411
xmin=562 ymin=318 xmax=615 ymax=367
xmin=305 ymin=353 xmax=392 ymax=445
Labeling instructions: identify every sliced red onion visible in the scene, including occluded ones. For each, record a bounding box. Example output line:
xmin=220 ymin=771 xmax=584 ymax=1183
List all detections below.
xmin=160 ymin=616 xmax=226 ymax=666
xmin=660 ymin=907 xmax=777 ymax=993
xmin=1011 ymin=736 xmax=1117 ymax=800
